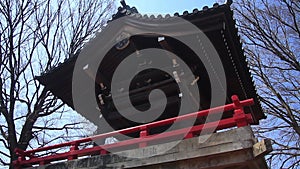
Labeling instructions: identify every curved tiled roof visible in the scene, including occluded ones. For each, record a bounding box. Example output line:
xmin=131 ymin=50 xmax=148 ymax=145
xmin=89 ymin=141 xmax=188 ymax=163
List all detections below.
xmin=38 ymin=1 xmax=233 ymax=78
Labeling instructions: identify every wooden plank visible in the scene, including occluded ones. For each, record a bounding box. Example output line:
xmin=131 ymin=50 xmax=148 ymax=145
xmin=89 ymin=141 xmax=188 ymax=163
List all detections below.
xmin=252 ymin=139 xmax=272 ymax=158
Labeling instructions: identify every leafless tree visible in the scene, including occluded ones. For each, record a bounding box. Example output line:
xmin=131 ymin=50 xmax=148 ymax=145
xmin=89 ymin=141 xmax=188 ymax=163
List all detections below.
xmin=0 ymin=0 xmax=115 ymax=168
xmin=233 ymin=0 xmax=300 ymax=168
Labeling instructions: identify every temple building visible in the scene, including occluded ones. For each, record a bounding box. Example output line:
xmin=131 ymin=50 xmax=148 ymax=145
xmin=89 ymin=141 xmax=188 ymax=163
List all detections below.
xmin=14 ymin=1 xmax=271 ymax=169
xmin=36 ymin=0 xmax=265 ymax=134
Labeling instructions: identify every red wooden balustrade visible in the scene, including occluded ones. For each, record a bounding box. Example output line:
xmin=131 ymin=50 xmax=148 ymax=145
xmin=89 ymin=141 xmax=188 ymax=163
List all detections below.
xmin=13 ymin=95 xmax=254 ymax=168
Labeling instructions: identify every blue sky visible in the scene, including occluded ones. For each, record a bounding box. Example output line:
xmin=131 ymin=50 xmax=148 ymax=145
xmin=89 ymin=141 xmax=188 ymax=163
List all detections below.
xmin=120 ymin=0 xmax=219 ymax=15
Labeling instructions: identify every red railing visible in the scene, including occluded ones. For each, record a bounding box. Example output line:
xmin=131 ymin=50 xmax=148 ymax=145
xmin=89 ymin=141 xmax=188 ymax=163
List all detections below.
xmin=13 ymin=95 xmax=254 ymax=168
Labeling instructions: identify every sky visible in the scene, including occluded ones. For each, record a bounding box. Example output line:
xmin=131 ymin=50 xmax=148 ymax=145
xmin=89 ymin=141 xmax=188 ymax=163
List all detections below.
xmin=119 ymin=0 xmax=220 ymax=15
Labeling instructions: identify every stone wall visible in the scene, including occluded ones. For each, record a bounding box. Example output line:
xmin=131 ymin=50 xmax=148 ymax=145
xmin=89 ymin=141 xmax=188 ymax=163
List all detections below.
xmin=28 ymin=126 xmax=270 ymax=169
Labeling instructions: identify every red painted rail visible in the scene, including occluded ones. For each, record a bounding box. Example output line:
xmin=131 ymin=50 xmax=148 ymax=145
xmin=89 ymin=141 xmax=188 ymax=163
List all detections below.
xmin=13 ymin=95 xmax=254 ymax=168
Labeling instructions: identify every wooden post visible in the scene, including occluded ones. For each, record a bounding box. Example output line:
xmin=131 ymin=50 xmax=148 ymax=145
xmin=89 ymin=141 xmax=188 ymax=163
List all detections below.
xmin=139 ymin=126 xmax=148 ymax=148
xmin=68 ymin=143 xmax=79 ymax=160
xmin=232 ymin=95 xmax=249 ymax=127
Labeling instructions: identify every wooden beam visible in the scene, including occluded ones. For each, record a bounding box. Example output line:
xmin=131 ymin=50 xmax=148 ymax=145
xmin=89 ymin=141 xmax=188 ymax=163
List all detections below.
xmin=252 ymin=139 xmax=273 ymax=158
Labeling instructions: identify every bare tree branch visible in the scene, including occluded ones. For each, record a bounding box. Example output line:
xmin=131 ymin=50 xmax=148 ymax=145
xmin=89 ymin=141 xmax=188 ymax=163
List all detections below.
xmin=233 ymin=0 xmax=300 ymax=168
xmin=0 ymin=0 xmax=115 ymax=168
